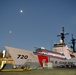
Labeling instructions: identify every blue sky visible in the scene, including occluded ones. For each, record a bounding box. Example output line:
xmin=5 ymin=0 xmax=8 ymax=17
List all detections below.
xmin=0 ymin=0 xmax=76 ymax=51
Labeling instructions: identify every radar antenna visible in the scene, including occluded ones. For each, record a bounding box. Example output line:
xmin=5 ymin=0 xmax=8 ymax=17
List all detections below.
xmin=57 ymin=27 xmax=69 ymax=43
xmin=70 ymin=34 xmax=76 ymax=52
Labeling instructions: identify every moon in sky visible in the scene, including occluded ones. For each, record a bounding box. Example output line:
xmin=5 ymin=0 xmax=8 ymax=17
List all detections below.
xmin=20 ymin=10 xmax=23 ymax=13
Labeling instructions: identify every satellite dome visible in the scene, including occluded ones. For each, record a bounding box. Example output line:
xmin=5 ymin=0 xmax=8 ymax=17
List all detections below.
xmin=41 ymin=47 xmax=45 ymax=49
xmin=59 ymin=39 xmax=63 ymax=44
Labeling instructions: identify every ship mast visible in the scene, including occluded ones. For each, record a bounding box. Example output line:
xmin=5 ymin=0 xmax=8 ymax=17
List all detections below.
xmin=70 ymin=34 xmax=76 ymax=52
xmin=57 ymin=27 xmax=69 ymax=44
